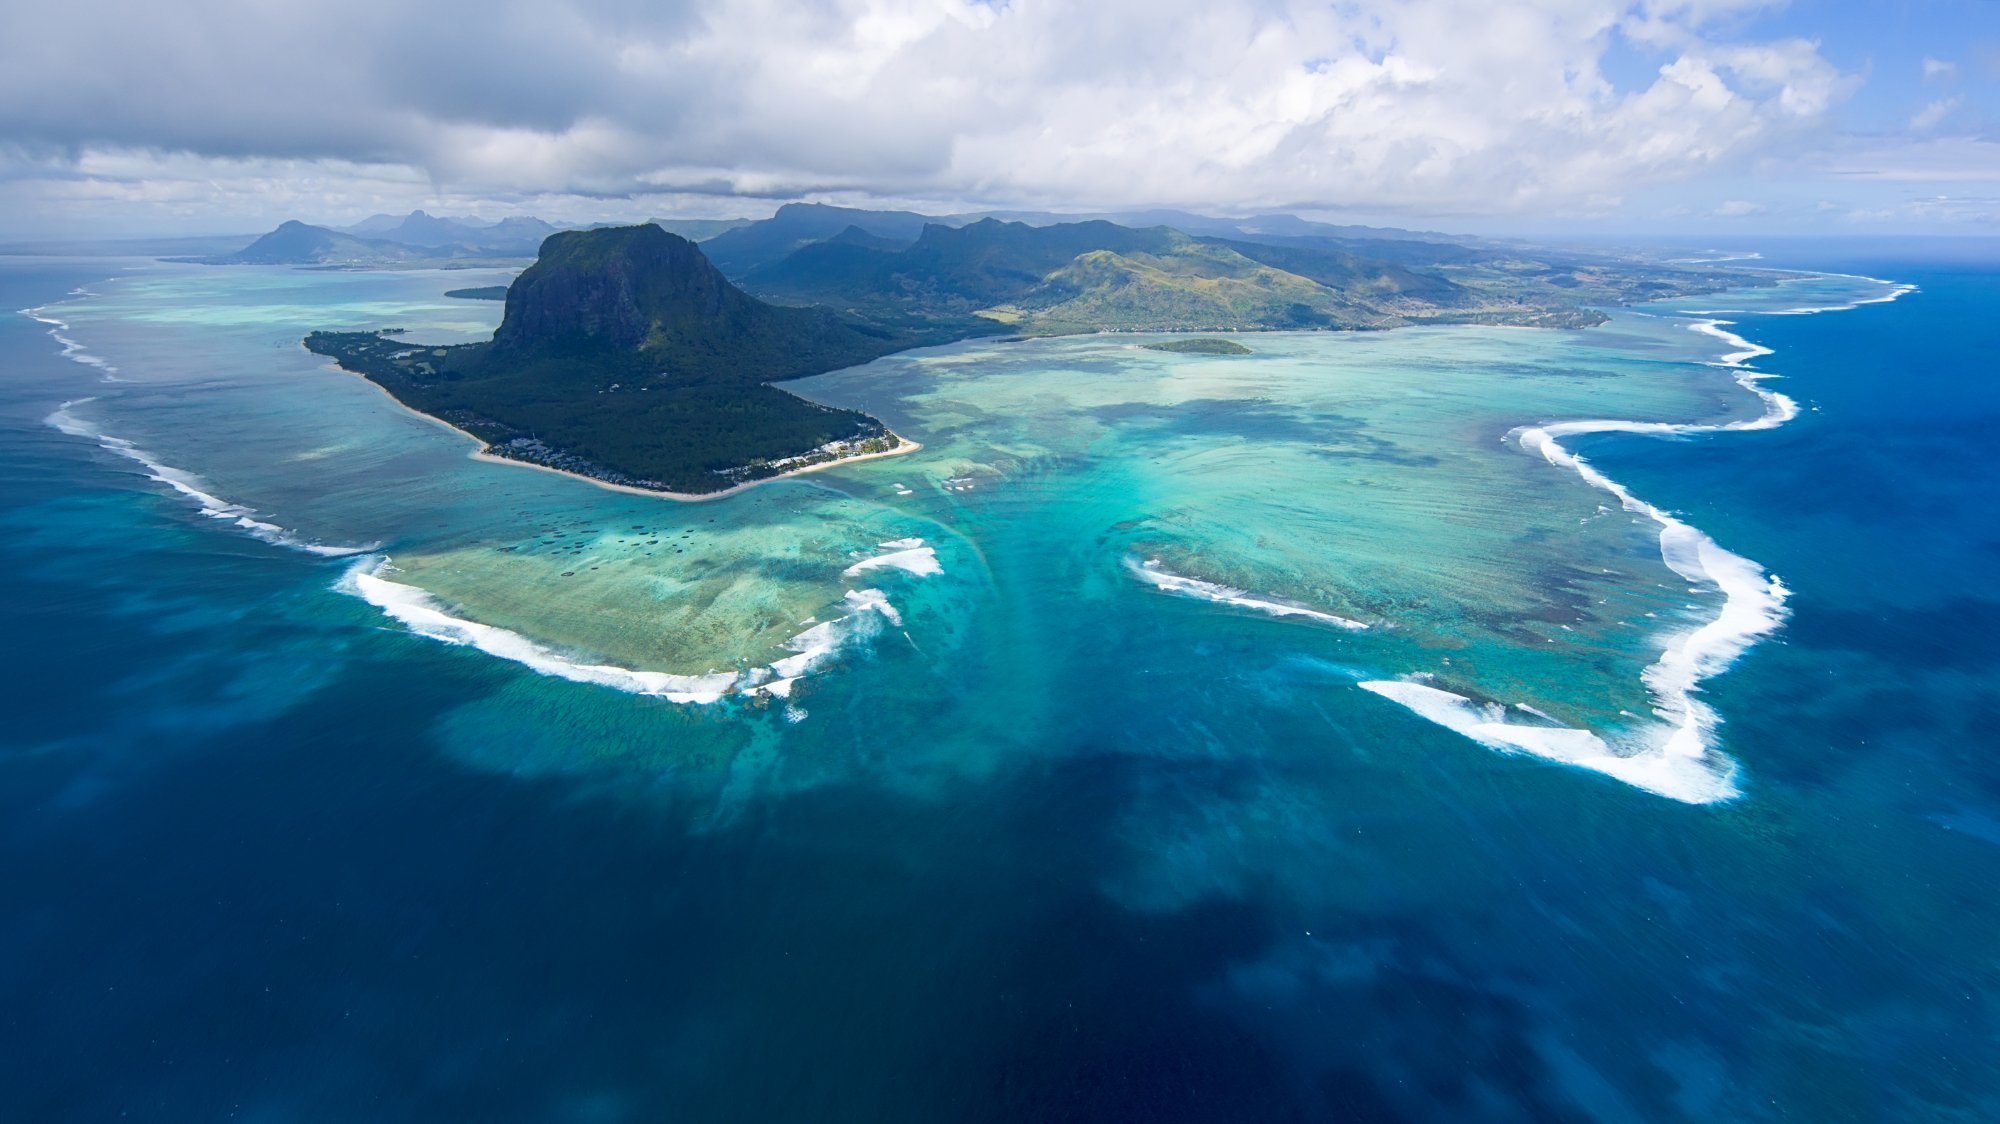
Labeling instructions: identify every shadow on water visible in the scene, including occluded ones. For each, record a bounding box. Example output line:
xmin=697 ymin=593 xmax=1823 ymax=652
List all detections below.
xmin=5 ymin=659 xmax=1606 ymax=1122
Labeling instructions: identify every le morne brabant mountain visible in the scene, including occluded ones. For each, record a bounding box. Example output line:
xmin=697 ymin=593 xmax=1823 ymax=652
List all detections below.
xmin=307 ymin=225 xmax=917 ymax=493
xmin=296 ymin=205 xmax=1767 ymax=495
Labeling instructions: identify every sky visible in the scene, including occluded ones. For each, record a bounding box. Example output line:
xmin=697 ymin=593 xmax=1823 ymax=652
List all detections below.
xmin=3 ymin=0 xmax=1998 ymax=239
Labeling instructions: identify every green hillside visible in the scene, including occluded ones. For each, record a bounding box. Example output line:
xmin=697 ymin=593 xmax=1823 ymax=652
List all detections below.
xmin=306 ymin=225 xmax=913 ymax=493
xmin=742 ymin=217 xmax=1517 ymax=333
xmin=1008 ymin=243 xmax=1389 ymax=331
xmin=700 ymin=203 xmax=935 ymax=275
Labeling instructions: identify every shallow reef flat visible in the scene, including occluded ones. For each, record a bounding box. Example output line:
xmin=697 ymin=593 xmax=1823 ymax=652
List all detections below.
xmin=787 ymin=280 xmax=1898 ymax=801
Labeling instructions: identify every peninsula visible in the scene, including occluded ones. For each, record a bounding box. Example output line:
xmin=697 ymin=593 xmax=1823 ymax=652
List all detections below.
xmin=306 ymin=224 xmax=922 ymax=494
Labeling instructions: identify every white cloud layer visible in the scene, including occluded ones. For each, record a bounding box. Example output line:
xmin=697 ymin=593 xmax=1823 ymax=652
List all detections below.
xmin=0 ymin=0 xmax=1873 ymax=231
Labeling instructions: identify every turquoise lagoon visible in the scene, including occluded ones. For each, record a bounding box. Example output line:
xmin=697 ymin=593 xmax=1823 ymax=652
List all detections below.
xmin=6 ymin=252 xmax=1994 ymax=1121
xmin=32 ymin=261 xmax=1879 ymax=800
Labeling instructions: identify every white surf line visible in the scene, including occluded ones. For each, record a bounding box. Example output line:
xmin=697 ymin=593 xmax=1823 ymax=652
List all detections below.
xmin=1364 ymin=289 xmax=1913 ymax=804
xmin=842 ymin=537 xmax=943 ymax=578
xmin=19 ymin=305 xmax=121 ymax=379
xmin=1757 ymin=281 xmax=1918 ymax=316
xmin=1129 ymin=557 xmax=1367 ymax=630
xmin=44 ymin=400 xmax=377 ymax=558
xmin=1676 ymin=270 xmax=1917 ymax=316
xmin=1357 ymin=679 xmax=1740 ymax=801
xmin=340 ymin=557 xmax=901 ymax=705
xmin=1786 ymin=270 xmax=1920 ymax=310
xmin=1666 ymin=251 xmax=1763 ymax=264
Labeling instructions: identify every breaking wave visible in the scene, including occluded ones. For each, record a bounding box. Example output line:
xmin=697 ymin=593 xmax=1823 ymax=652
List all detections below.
xmin=1129 ymin=557 xmax=1367 ymax=630
xmin=340 ymin=557 xmax=901 ymax=705
xmin=1678 ymin=271 xmax=1917 ymax=317
xmin=45 ymin=399 xmax=376 ymax=558
xmin=21 ymin=306 xmax=120 ymax=380
xmin=1365 ymin=287 xmax=1911 ymax=804
xmin=843 ymin=537 xmax=943 ymax=578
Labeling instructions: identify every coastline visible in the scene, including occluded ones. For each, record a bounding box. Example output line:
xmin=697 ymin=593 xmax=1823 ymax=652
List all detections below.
xmin=310 ymin=354 xmax=923 ymax=502
xmin=468 ymin=437 xmax=923 ymax=502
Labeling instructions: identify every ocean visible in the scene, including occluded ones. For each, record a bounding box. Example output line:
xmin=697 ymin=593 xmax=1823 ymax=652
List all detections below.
xmin=0 ymin=246 xmax=1993 ymax=1121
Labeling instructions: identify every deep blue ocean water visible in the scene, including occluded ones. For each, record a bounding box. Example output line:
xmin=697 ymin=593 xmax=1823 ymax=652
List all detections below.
xmin=0 ymin=248 xmax=1994 ymax=1122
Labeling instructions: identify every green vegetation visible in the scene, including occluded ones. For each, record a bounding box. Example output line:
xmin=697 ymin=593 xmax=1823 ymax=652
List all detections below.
xmin=701 ymin=202 xmax=933 ymax=275
xmin=444 ymin=285 xmax=509 ymax=301
xmin=1140 ymin=338 xmax=1252 ymax=355
xmin=306 ymin=225 xmax=915 ymax=494
xmin=1012 ymin=241 xmax=1391 ymax=331
xmin=1432 ymin=256 xmax=1757 ymax=318
xmin=734 ymin=216 xmax=1755 ymax=335
xmin=746 ymin=219 xmax=1182 ymax=313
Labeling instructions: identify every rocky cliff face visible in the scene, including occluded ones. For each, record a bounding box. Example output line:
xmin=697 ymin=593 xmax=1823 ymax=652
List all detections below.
xmin=493 ymin=224 xmax=763 ymax=354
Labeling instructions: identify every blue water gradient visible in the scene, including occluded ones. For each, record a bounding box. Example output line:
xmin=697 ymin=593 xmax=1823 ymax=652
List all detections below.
xmin=0 ymin=250 xmax=1994 ymax=1121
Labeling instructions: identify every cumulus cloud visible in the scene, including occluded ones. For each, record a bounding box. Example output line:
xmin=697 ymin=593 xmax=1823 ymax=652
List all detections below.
xmin=1910 ymin=97 xmax=1962 ymax=132
xmin=0 ymin=0 xmax=1853 ymax=227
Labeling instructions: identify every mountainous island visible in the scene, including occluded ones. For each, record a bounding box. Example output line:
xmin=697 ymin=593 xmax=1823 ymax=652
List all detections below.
xmin=306 ymin=224 xmax=928 ymax=493
xmin=197 ymin=213 xmax=554 ymax=265
xmin=302 ymin=206 xmax=1768 ymax=496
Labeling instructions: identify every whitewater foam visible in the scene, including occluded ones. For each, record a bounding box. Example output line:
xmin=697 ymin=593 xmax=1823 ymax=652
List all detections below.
xmin=1371 ymin=312 xmax=1818 ymax=804
xmin=1678 ymin=271 xmax=1917 ymax=317
xmin=45 ymin=400 xmax=376 ymax=558
xmin=21 ymin=306 xmax=120 ymax=379
xmin=340 ymin=557 xmax=902 ymax=705
xmin=1523 ymin=320 xmax=1794 ymax=446
xmin=1129 ymin=558 xmax=1367 ymax=630
xmin=1358 ymin=681 xmax=1740 ymax=803
xmin=843 ymin=538 xmax=943 ymax=578
xmin=1666 ymin=252 xmax=1763 ymax=265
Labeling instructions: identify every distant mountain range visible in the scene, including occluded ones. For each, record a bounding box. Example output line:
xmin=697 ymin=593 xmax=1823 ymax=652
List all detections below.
xmin=733 ymin=213 xmax=1589 ymax=333
xmin=715 ymin=205 xmax=1774 ymax=332
xmin=697 ymin=203 xmax=937 ymax=276
xmin=200 ymin=213 xmax=555 ymax=264
xmin=342 ymin=211 xmax=753 ymax=244
xmin=201 ymin=203 xmax=1487 ymax=271
xmin=199 ymin=211 xmax=757 ymax=266
xmin=691 ymin=202 xmax=1487 ymax=280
